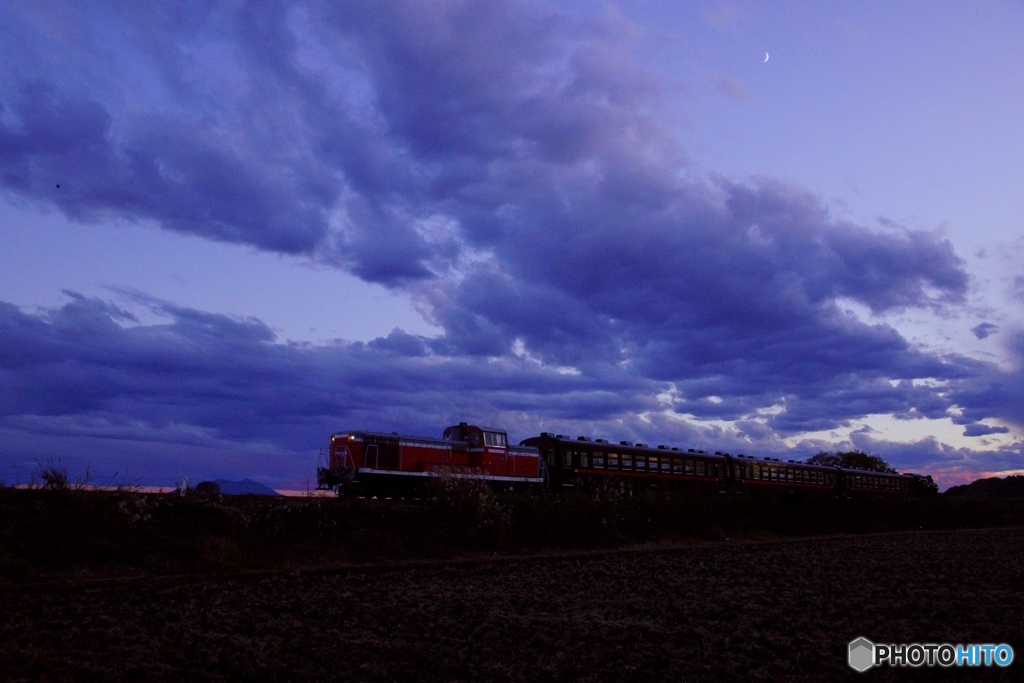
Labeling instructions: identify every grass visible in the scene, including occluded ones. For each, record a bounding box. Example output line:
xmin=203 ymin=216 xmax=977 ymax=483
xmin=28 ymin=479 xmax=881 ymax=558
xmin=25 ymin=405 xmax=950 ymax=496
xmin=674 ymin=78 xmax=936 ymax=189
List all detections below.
xmin=1 ymin=484 xmax=1023 ymax=582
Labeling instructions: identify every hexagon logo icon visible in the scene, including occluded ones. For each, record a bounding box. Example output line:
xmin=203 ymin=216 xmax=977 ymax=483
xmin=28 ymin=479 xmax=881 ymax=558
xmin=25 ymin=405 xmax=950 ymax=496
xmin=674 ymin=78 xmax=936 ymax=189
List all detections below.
xmin=848 ymin=637 xmax=875 ymax=672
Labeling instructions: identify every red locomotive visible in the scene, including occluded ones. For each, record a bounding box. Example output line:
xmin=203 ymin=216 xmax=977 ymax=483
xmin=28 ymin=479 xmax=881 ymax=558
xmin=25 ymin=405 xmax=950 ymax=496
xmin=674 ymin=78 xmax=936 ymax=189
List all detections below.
xmin=317 ymin=423 xmax=937 ymax=496
xmin=317 ymin=422 xmax=546 ymax=495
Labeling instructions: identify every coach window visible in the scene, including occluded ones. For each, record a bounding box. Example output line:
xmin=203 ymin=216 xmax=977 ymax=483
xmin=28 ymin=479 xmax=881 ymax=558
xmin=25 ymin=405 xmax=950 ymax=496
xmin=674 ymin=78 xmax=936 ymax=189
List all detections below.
xmin=684 ymin=460 xmax=694 ymax=475
xmin=563 ymin=450 xmax=573 ymax=467
xmin=648 ymin=456 xmax=659 ymax=473
xmin=608 ymin=453 xmax=619 ymax=470
xmin=752 ymin=464 xmax=760 ymax=480
xmin=581 ymin=451 xmax=590 ymax=468
xmin=672 ymin=458 xmax=682 ymax=474
xmin=696 ymin=461 xmax=705 ymax=477
xmin=593 ymin=452 xmax=605 ymax=468
xmin=661 ymin=458 xmax=670 ymax=472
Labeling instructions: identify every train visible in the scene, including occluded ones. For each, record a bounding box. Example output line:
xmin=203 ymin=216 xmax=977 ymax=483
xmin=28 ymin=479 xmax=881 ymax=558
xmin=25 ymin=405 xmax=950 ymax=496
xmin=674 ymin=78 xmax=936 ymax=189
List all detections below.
xmin=316 ymin=421 xmax=938 ymax=496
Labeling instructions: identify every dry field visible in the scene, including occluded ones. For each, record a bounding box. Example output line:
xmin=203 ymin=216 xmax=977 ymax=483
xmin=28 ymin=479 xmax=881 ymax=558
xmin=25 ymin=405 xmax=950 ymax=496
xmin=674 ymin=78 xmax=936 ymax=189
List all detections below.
xmin=2 ymin=528 xmax=1021 ymax=682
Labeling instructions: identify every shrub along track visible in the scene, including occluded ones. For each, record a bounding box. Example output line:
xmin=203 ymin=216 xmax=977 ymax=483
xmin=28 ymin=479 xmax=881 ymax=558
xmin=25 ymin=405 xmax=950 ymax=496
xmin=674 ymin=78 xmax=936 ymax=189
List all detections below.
xmin=1 ymin=528 xmax=1022 ymax=682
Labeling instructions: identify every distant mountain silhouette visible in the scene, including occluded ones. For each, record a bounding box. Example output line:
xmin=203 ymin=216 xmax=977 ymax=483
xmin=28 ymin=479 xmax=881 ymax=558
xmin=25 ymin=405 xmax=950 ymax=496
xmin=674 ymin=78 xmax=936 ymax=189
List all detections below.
xmin=945 ymin=475 xmax=1024 ymax=498
xmin=213 ymin=478 xmax=282 ymax=496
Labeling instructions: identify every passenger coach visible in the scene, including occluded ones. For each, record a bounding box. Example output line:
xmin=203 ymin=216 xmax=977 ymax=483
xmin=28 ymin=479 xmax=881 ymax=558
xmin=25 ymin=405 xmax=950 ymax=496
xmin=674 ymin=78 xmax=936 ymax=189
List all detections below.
xmin=523 ymin=432 xmax=923 ymax=495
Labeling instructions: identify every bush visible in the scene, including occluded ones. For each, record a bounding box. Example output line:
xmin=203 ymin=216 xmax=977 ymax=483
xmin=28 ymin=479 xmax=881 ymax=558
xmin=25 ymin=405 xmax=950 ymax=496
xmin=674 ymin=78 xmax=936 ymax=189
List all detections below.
xmin=35 ymin=458 xmax=70 ymax=491
xmin=427 ymin=468 xmax=511 ymax=545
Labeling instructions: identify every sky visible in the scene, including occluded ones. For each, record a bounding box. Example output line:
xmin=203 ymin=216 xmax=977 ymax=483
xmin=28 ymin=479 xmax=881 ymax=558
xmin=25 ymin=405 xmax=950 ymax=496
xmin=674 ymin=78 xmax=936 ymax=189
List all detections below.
xmin=2 ymin=0 xmax=1023 ymax=490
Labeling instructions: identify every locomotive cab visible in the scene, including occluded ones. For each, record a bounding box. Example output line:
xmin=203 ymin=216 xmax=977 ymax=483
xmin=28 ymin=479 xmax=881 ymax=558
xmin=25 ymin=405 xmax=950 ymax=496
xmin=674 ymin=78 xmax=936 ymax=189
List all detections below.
xmin=444 ymin=422 xmax=508 ymax=449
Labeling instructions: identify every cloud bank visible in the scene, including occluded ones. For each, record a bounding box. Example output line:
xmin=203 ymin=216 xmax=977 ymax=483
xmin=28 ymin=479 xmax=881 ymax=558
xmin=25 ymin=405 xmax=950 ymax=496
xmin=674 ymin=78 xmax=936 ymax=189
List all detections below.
xmin=1 ymin=1 xmax=1021 ymax=486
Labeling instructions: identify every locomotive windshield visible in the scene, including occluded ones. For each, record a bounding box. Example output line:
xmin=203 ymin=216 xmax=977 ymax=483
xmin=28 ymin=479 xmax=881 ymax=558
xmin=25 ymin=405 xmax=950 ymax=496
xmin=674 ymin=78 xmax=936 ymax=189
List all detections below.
xmin=483 ymin=431 xmax=507 ymax=447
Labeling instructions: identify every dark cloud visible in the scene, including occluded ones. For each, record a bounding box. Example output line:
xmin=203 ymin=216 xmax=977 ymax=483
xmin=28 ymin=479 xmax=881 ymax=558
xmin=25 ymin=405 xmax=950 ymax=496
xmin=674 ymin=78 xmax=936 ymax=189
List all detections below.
xmin=945 ymin=332 xmax=1024 ymax=437
xmin=0 ymin=294 xmax=661 ymax=484
xmin=1013 ymin=275 xmax=1024 ymax=301
xmin=1 ymin=293 xmax=1018 ymax=489
xmin=972 ymin=322 xmax=999 ymax=339
xmin=962 ymin=423 xmax=1010 ymax=437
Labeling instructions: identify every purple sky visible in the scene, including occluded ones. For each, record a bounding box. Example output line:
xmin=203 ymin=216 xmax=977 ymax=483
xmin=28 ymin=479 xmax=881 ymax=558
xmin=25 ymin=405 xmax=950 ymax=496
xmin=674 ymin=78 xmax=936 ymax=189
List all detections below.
xmin=2 ymin=1 xmax=1023 ymax=490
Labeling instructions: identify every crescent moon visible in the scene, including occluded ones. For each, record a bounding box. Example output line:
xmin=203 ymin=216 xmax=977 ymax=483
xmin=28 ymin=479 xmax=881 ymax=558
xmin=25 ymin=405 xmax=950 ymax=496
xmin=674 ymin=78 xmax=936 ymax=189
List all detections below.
xmin=763 ymin=52 xmax=769 ymax=63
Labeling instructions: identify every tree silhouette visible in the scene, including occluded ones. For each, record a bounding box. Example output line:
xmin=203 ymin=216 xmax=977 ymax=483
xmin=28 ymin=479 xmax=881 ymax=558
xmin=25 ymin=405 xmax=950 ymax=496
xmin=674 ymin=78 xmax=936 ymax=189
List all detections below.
xmin=806 ymin=450 xmax=898 ymax=473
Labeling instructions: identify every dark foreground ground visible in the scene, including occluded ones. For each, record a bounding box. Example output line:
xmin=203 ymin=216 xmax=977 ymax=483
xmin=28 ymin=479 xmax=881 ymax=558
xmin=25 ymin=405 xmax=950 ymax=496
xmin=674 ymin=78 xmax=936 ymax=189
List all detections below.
xmin=2 ymin=527 xmax=1021 ymax=682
